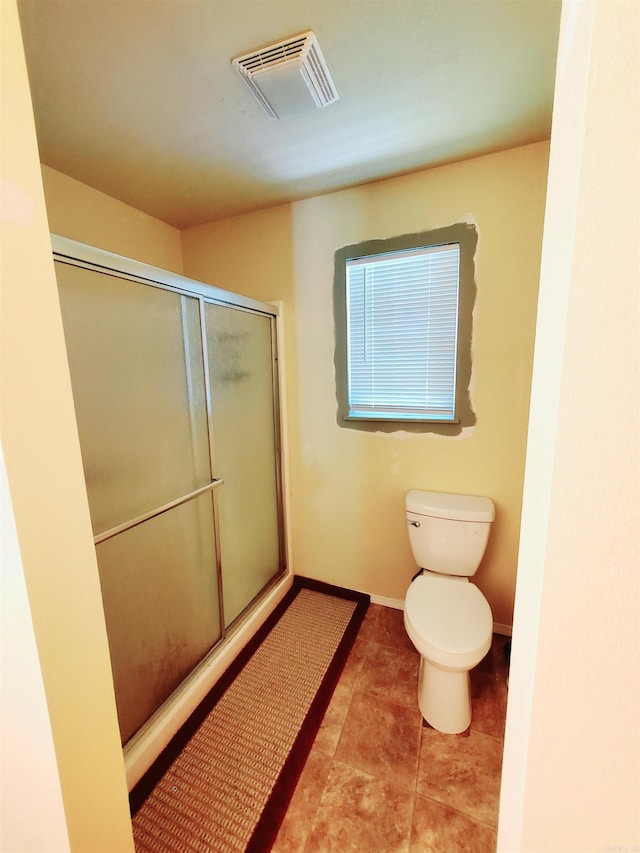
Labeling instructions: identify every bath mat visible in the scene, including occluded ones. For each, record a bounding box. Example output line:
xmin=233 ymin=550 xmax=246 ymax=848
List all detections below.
xmin=130 ymin=576 xmax=369 ymax=852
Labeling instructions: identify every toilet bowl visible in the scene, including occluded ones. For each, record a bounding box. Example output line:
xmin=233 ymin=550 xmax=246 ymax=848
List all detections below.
xmin=404 ymin=573 xmax=492 ymax=732
xmin=403 ymin=490 xmax=495 ymax=733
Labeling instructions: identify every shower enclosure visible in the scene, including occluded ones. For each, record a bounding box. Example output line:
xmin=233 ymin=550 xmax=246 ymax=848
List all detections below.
xmin=53 ymin=236 xmax=286 ymax=752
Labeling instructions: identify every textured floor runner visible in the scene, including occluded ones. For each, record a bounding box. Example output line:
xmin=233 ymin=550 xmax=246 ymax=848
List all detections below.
xmin=131 ymin=579 xmax=368 ymax=852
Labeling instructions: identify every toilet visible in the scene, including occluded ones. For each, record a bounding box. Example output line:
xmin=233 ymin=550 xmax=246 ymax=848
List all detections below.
xmin=403 ymin=489 xmax=495 ymax=734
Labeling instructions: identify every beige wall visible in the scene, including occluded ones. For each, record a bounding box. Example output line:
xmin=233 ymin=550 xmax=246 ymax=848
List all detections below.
xmin=182 ymin=142 xmax=549 ymax=628
xmin=500 ymin=1 xmax=640 ymax=849
xmin=1 ymin=446 xmax=70 ymax=852
xmin=1 ymin=3 xmax=134 ymax=849
xmin=42 ymin=164 xmax=184 ymax=273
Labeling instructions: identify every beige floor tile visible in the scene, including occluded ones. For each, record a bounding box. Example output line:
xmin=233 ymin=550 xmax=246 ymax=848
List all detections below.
xmin=312 ymin=681 xmax=356 ymax=757
xmin=358 ymin=641 xmax=420 ymax=710
xmin=271 ymin=749 xmax=332 ymax=853
xmin=334 ymin=689 xmax=422 ymax=789
xmin=305 ymin=760 xmax=414 ymax=853
xmin=277 ymin=608 xmax=508 ymax=848
xmin=374 ymin=605 xmax=416 ymax=653
xmin=470 ymin=671 xmax=508 ymax=740
xmin=417 ymin=728 xmax=503 ymax=826
xmin=356 ymin=603 xmax=383 ymax=642
xmin=338 ymin=632 xmax=369 ymax=690
xmin=410 ymin=794 xmax=497 ymax=853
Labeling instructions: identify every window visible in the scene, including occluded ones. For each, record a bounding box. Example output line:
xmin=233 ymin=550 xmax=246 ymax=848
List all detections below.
xmin=346 ymin=244 xmax=460 ymax=422
xmin=334 ymin=224 xmax=477 ymax=433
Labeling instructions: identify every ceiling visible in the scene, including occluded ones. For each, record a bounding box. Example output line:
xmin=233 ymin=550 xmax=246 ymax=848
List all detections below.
xmin=18 ymin=0 xmax=561 ymax=230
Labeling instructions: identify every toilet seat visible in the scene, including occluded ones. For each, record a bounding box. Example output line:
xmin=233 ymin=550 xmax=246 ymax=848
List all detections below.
xmin=404 ymin=573 xmax=493 ymax=671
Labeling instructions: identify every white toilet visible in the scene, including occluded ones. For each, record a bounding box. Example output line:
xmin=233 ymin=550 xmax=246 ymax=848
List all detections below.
xmin=403 ymin=489 xmax=495 ymax=734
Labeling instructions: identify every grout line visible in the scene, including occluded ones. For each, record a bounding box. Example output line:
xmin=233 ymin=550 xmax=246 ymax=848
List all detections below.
xmin=407 ymin=789 xmax=419 ymax=852
xmin=414 ymin=791 xmax=500 ymax=832
xmin=300 ymin=754 xmax=333 ymax=853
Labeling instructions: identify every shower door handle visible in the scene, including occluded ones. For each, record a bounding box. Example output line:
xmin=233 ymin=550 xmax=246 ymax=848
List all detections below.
xmin=94 ymin=479 xmax=226 ymax=545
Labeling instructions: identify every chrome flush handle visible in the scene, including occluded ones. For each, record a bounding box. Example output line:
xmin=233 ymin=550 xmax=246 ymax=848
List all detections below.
xmin=407 ymin=519 xmax=421 ymax=528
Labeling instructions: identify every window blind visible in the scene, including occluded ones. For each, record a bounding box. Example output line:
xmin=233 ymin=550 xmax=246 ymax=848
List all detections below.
xmin=346 ymin=243 xmax=460 ymax=421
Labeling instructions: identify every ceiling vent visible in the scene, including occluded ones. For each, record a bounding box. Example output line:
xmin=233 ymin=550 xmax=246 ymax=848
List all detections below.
xmin=232 ymin=31 xmax=339 ymax=120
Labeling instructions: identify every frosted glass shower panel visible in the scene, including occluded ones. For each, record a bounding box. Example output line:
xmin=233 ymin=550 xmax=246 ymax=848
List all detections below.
xmin=205 ymin=304 xmax=282 ymax=625
xmin=56 ymin=262 xmax=210 ymax=535
xmin=96 ymin=493 xmax=221 ymax=745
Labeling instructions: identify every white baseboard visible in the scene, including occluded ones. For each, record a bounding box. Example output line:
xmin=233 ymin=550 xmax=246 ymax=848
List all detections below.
xmin=369 ymin=593 xmax=404 ymax=610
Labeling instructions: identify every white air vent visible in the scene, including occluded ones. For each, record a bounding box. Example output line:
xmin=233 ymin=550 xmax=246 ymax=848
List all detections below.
xmin=232 ymin=31 xmax=339 ymax=119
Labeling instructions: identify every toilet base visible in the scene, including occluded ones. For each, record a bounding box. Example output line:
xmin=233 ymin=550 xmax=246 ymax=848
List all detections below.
xmin=417 ymin=656 xmax=472 ymax=734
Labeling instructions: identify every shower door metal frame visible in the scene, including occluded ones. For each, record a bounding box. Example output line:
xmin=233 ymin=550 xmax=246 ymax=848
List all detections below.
xmin=52 ymin=234 xmax=288 ymax=741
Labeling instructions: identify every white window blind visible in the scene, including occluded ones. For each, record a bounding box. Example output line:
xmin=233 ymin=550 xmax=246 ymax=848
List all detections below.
xmin=346 ymin=243 xmax=460 ymax=421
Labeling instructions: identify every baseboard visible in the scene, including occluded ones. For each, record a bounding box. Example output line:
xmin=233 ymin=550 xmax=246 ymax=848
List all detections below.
xmin=369 ymin=593 xmax=404 ymax=610
xmin=493 ymin=623 xmax=513 ymax=637
xmin=294 ymin=575 xmax=370 ymax=605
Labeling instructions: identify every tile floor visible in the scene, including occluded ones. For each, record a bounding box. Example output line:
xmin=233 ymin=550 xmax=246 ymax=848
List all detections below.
xmin=272 ymin=603 xmax=510 ymax=853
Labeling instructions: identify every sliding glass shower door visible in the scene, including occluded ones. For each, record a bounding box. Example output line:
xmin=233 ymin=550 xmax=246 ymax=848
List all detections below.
xmin=55 ymin=249 xmax=284 ymax=745
xmin=205 ymin=304 xmax=282 ymax=626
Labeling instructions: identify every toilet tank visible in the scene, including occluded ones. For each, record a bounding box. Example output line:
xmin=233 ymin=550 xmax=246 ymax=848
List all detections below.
xmin=406 ymin=490 xmax=495 ymax=577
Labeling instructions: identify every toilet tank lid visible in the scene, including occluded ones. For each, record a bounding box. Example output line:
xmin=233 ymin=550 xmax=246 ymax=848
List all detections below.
xmin=406 ymin=490 xmax=495 ymax=522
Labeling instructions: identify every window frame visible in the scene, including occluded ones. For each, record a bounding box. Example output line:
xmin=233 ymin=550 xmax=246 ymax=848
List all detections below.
xmin=333 ymin=223 xmax=478 ymax=434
